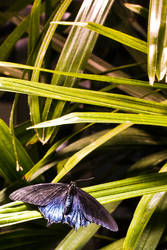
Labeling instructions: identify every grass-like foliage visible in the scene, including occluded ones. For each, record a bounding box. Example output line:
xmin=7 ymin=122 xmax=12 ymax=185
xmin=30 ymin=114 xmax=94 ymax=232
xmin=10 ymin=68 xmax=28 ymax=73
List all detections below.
xmin=0 ymin=0 xmax=167 ymax=249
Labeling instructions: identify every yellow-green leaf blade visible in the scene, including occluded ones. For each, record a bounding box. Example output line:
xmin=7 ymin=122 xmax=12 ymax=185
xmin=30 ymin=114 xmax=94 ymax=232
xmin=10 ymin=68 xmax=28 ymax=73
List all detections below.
xmin=28 ymin=112 xmax=167 ymax=129
xmin=147 ymin=0 xmax=167 ymax=84
xmin=1 ymin=77 xmax=167 ymax=115
xmin=55 ymin=21 xmax=147 ymax=54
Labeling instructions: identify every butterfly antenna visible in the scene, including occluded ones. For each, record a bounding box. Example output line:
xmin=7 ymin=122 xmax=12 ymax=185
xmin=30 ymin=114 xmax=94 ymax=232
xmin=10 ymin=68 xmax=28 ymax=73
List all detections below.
xmin=75 ymin=177 xmax=94 ymax=183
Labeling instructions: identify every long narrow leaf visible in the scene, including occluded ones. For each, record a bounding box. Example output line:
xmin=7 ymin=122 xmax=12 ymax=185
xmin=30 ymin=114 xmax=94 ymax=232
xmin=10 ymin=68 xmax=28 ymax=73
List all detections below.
xmin=0 ymin=120 xmax=33 ymax=182
xmin=123 ymin=161 xmax=167 ymax=249
xmin=28 ymin=112 xmax=167 ymax=129
xmin=42 ymin=0 xmax=115 ymax=142
xmin=147 ymin=0 xmax=167 ymax=84
xmin=29 ymin=0 xmax=72 ymax=140
xmin=54 ymin=21 xmax=147 ymax=54
xmin=28 ymin=0 xmax=41 ymax=55
xmin=0 ymin=16 xmax=30 ymax=60
xmin=1 ymin=61 xmax=167 ymax=89
xmin=1 ymin=78 xmax=167 ymax=116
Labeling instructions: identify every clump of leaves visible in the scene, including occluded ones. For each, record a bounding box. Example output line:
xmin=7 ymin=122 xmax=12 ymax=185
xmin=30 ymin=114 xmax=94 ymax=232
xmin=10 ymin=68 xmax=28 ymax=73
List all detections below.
xmin=0 ymin=0 xmax=167 ymax=249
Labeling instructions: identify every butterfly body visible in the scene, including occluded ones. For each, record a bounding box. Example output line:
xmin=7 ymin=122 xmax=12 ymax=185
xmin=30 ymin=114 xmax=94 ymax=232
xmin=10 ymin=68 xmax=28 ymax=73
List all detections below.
xmin=10 ymin=182 xmax=118 ymax=231
xmin=64 ymin=182 xmax=76 ymax=215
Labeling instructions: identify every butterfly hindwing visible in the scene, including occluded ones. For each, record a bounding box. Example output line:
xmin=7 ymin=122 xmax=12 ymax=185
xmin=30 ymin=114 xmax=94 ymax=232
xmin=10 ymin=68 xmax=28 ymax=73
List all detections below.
xmin=39 ymin=189 xmax=68 ymax=225
xmin=76 ymin=187 xmax=118 ymax=232
xmin=9 ymin=183 xmax=68 ymax=206
xmin=62 ymin=193 xmax=90 ymax=230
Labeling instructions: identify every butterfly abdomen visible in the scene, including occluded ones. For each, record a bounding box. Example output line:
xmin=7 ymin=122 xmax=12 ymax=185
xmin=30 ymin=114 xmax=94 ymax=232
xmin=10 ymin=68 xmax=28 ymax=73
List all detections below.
xmin=64 ymin=182 xmax=77 ymax=215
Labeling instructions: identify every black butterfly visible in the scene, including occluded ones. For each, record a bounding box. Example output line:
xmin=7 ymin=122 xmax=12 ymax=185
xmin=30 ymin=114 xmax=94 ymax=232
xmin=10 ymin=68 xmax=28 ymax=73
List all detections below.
xmin=9 ymin=182 xmax=118 ymax=231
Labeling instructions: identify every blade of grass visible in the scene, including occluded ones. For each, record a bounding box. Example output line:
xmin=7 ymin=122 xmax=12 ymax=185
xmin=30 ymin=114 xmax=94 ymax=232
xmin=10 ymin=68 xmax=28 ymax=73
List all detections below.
xmin=123 ymin=161 xmax=167 ymax=250
xmin=27 ymin=112 xmax=167 ymax=129
xmin=1 ymin=77 xmax=167 ymax=115
xmin=53 ymin=21 xmax=147 ymax=54
xmin=0 ymin=119 xmax=33 ymax=182
xmin=9 ymin=94 xmax=23 ymax=171
xmin=0 ymin=210 xmax=42 ymax=227
xmin=29 ymin=0 xmax=72 ymax=140
xmin=2 ymin=61 xmax=167 ymax=89
xmin=156 ymin=0 xmax=167 ymax=81
xmin=124 ymin=3 xmax=148 ymax=17
xmin=42 ymin=0 xmax=115 ymax=143
xmin=147 ymin=0 xmax=166 ymax=84
xmin=55 ymin=224 xmax=99 ymax=250
xmin=134 ymin=195 xmax=167 ymax=250
xmin=28 ymin=0 xmax=41 ymax=56
xmin=0 ymin=15 xmax=30 ymax=60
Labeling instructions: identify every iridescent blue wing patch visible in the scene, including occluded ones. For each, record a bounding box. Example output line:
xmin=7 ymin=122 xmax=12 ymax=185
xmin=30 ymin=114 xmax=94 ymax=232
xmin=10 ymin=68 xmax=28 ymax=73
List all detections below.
xmin=61 ymin=193 xmax=90 ymax=230
xmin=39 ymin=191 xmax=68 ymax=226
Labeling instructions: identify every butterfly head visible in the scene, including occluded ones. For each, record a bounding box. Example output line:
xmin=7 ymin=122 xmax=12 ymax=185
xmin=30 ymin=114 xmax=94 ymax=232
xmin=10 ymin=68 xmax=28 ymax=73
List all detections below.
xmin=69 ymin=181 xmax=76 ymax=187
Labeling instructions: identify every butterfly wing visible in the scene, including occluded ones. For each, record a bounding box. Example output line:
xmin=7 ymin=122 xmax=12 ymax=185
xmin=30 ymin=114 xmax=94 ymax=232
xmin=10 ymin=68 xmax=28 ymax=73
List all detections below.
xmin=38 ymin=190 xmax=68 ymax=226
xmin=76 ymin=188 xmax=118 ymax=232
xmin=9 ymin=183 xmax=68 ymax=206
xmin=62 ymin=194 xmax=90 ymax=230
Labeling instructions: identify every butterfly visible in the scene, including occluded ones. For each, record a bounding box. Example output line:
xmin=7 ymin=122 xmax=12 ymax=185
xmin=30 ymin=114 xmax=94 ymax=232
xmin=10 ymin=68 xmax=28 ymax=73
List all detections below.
xmin=9 ymin=182 xmax=118 ymax=231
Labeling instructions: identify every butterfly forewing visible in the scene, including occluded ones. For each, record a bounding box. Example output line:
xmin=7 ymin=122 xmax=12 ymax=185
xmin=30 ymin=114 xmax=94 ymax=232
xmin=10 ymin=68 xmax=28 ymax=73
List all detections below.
xmin=9 ymin=183 xmax=68 ymax=206
xmin=76 ymin=187 xmax=118 ymax=232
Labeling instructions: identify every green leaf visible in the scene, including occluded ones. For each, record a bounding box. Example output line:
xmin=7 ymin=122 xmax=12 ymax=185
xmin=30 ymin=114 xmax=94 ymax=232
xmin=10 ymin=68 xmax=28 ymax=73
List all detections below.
xmin=2 ymin=61 xmax=167 ymax=89
xmin=0 ymin=119 xmax=33 ymax=182
xmin=147 ymin=0 xmax=167 ymax=84
xmin=0 ymin=210 xmax=41 ymax=227
xmin=124 ymin=3 xmax=148 ymax=17
xmin=0 ymin=16 xmax=30 ymax=60
xmin=55 ymin=224 xmax=99 ymax=250
xmin=85 ymin=172 xmax=167 ymax=204
xmin=134 ymin=196 xmax=167 ymax=250
xmin=28 ymin=0 xmax=41 ymax=55
xmin=29 ymin=0 xmax=72 ymax=140
xmin=99 ymin=238 xmax=124 ymax=250
xmin=42 ymin=0 xmax=115 ymax=142
xmin=28 ymin=112 xmax=167 ymax=129
xmin=1 ymin=77 xmax=167 ymax=117
xmin=86 ymin=22 xmax=147 ymax=54
xmin=123 ymin=161 xmax=167 ymax=250
xmin=54 ymin=21 xmax=147 ymax=54
xmin=155 ymin=0 xmax=167 ymax=81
